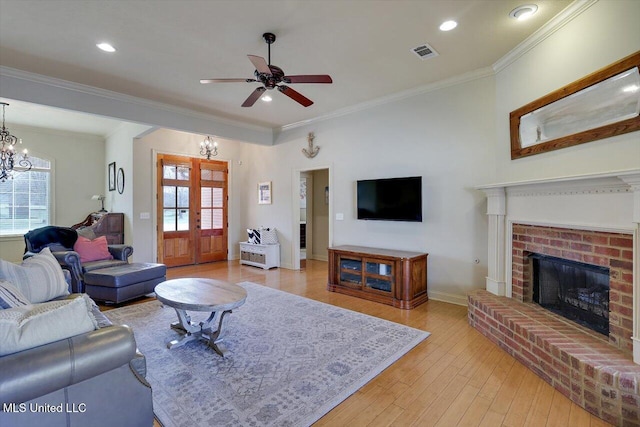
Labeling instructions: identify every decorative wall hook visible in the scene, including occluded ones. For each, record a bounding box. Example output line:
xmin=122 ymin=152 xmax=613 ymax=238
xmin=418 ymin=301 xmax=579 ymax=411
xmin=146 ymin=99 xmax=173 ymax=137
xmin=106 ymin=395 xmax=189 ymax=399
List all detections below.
xmin=302 ymin=132 xmax=320 ymax=158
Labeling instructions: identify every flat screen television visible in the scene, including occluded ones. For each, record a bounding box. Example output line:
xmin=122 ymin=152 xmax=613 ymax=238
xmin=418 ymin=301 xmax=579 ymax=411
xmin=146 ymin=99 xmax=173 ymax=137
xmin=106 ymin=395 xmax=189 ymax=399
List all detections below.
xmin=357 ymin=176 xmax=422 ymax=222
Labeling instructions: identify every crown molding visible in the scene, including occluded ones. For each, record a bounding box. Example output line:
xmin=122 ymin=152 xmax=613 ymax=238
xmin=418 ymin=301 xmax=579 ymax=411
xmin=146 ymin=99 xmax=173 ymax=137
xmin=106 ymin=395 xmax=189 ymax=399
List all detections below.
xmin=0 ymin=66 xmax=272 ymax=135
xmin=493 ymin=0 xmax=599 ymax=74
xmin=280 ymin=66 xmax=495 ymax=132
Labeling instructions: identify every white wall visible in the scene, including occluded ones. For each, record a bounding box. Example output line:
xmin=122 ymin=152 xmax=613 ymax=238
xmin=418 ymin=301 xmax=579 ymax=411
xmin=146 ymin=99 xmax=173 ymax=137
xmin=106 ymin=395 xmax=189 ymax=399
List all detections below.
xmin=104 ymin=123 xmax=152 ymax=248
xmin=494 ymin=0 xmax=640 ymax=183
xmin=244 ymin=75 xmax=496 ymax=303
xmin=132 ymin=128 xmax=248 ymax=263
xmin=0 ymin=124 xmax=105 ymax=262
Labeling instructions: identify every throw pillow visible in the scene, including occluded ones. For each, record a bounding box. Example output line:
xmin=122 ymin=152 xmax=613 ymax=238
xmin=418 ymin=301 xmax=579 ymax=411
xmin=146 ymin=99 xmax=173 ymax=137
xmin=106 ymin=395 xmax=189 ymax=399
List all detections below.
xmin=0 ymin=247 xmax=69 ymax=303
xmin=260 ymin=227 xmax=279 ymax=245
xmin=0 ymin=295 xmax=98 ymax=356
xmin=0 ymin=280 xmax=30 ymax=309
xmin=73 ymin=235 xmax=114 ymax=263
xmin=247 ymin=228 xmax=261 ymax=244
xmin=76 ymin=227 xmax=97 ymax=240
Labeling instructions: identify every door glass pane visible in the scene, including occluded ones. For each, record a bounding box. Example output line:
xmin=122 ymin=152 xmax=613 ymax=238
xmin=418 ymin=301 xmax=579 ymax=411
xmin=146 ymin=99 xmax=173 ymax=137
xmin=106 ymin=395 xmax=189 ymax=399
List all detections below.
xmin=201 ymin=188 xmax=212 ymax=208
xmin=163 ymin=187 xmax=176 ymax=208
xmin=163 ymin=209 xmax=176 ymax=231
xmin=177 ymin=209 xmax=189 ymax=230
xmin=212 ymin=209 xmax=223 ymax=229
xmin=201 ymin=169 xmax=225 ymax=182
xmin=177 ymin=167 xmax=190 ymax=180
xmin=201 ymin=209 xmax=212 ymax=230
xmin=177 ymin=187 xmax=189 ymax=207
xmin=212 ymin=187 xmax=223 ymax=208
xmin=163 ymin=165 xmax=176 ymax=179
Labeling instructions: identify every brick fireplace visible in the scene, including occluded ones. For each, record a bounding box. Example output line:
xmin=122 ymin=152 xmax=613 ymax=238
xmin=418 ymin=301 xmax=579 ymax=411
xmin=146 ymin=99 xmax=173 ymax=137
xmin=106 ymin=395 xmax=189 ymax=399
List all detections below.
xmin=474 ymin=170 xmax=640 ymax=425
xmin=512 ymin=224 xmax=633 ymax=355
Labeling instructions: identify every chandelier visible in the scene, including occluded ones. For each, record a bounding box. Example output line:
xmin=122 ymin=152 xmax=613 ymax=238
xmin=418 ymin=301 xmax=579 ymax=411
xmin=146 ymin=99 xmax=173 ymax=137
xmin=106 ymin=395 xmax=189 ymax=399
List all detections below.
xmin=200 ymin=136 xmax=218 ymax=159
xmin=0 ymin=102 xmax=32 ymax=182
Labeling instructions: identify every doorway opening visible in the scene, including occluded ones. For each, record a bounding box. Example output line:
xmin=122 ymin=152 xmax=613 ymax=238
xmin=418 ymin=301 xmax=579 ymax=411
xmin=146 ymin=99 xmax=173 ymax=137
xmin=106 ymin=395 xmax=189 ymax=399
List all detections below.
xmin=294 ymin=167 xmax=330 ymax=270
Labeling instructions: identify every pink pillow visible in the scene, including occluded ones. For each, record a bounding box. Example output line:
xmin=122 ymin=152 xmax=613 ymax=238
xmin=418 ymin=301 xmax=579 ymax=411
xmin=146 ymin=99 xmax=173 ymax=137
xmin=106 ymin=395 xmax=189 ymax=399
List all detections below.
xmin=73 ymin=236 xmax=114 ymax=263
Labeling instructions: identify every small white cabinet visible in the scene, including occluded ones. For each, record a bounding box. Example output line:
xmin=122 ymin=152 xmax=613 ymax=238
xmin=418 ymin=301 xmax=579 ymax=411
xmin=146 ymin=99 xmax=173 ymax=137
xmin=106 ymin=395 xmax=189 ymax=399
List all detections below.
xmin=239 ymin=242 xmax=280 ymax=269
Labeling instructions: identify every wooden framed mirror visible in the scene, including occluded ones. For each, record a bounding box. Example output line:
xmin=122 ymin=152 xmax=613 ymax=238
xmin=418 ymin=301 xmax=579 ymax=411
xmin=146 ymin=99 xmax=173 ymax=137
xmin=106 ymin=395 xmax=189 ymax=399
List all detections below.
xmin=510 ymin=51 xmax=640 ymax=160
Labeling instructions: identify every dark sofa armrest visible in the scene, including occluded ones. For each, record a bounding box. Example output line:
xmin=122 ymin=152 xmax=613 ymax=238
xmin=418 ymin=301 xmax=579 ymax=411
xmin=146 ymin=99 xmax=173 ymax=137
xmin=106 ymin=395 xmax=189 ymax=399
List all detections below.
xmin=0 ymin=326 xmax=137 ymax=404
xmin=108 ymin=244 xmax=133 ymax=261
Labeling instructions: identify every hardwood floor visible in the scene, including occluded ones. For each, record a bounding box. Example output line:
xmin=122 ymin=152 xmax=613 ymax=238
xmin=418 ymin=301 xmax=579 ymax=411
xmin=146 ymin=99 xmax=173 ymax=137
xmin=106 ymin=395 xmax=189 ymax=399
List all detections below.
xmin=102 ymin=259 xmax=612 ymax=427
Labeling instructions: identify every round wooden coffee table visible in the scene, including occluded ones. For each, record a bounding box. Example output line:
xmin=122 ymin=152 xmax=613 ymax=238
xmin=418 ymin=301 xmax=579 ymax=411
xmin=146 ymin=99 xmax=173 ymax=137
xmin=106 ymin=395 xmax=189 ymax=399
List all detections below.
xmin=154 ymin=278 xmax=247 ymax=356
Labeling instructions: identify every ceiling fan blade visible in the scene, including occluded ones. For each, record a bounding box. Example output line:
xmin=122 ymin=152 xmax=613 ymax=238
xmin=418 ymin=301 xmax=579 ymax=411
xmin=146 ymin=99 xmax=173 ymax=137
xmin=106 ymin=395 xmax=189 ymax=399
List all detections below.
xmin=284 ymin=75 xmax=333 ymax=84
xmin=200 ymin=78 xmax=256 ymax=84
xmin=241 ymin=87 xmax=266 ymax=107
xmin=248 ymin=55 xmax=272 ymax=75
xmin=278 ymin=85 xmax=313 ymax=107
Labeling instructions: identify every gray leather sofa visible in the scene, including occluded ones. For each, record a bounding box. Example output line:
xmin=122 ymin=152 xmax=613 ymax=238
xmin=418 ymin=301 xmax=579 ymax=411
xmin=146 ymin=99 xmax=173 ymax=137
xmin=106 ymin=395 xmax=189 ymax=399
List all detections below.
xmin=0 ymin=298 xmax=154 ymax=426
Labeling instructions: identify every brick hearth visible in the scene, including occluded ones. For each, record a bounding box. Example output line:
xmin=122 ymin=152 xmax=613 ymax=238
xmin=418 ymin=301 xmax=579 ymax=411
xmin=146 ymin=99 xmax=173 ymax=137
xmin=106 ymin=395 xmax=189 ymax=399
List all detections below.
xmin=468 ymin=290 xmax=640 ymax=426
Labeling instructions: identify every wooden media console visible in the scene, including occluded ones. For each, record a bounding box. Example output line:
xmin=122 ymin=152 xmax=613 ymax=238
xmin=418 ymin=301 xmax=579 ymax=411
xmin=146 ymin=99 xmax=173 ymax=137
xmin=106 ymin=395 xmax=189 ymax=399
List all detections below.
xmin=327 ymin=245 xmax=428 ymax=309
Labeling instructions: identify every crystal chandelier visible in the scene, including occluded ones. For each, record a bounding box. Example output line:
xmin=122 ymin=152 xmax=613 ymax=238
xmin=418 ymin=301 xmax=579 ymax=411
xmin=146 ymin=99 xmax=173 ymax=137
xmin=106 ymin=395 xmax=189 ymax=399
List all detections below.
xmin=0 ymin=102 xmax=32 ymax=182
xmin=200 ymin=136 xmax=218 ymax=159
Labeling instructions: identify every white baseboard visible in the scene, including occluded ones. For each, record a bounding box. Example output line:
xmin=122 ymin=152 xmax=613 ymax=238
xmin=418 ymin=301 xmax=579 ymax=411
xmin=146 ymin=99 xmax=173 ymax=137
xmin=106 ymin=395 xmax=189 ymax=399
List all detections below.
xmin=309 ymin=253 xmax=328 ymax=262
xmin=428 ymin=290 xmax=468 ymax=307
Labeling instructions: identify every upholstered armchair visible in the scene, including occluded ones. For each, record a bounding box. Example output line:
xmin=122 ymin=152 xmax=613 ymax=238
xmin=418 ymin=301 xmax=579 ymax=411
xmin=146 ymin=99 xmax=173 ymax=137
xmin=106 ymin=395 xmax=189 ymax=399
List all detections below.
xmin=24 ymin=226 xmax=133 ymax=293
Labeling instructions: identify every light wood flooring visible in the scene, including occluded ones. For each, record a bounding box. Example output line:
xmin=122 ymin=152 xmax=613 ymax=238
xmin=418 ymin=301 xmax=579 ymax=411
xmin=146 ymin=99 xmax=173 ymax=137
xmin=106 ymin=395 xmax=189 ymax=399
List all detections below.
xmin=102 ymin=259 xmax=612 ymax=427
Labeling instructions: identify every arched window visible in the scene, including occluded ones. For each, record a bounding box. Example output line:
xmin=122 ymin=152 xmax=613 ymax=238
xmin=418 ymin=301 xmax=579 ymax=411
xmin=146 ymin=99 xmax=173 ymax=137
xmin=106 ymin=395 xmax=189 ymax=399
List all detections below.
xmin=0 ymin=155 xmax=52 ymax=236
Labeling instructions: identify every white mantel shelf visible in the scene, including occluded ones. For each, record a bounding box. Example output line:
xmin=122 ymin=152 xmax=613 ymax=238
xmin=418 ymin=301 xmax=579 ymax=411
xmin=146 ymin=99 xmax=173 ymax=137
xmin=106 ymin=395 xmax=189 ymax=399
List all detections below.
xmin=476 ymin=168 xmax=640 ymax=191
xmin=477 ymin=168 xmax=640 ymax=365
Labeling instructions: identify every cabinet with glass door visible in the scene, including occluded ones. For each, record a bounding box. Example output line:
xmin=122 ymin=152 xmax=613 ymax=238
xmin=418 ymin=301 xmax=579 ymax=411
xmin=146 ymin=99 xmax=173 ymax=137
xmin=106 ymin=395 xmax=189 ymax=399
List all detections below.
xmin=328 ymin=245 xmax=428 ymax=309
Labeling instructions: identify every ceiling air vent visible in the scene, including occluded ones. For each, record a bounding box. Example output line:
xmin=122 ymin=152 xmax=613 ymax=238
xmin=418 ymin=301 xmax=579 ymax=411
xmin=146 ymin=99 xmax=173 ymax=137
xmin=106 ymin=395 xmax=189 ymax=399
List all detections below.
xmin=411 ymin=43 xmax=438 ymax=60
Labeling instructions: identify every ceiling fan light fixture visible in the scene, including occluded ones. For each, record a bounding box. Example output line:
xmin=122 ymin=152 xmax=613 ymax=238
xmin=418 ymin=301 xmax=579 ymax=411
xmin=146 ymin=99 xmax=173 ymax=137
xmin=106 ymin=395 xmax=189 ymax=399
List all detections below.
xmin=509 ymin=4 xmax=538 ymax=21
xmin=439 ymin=20 xmax=457 ymax=31
xmin=261 ymin=95 xmax=273 ymax=102
xmin=96 ymin=42 xmax=116 ymax=53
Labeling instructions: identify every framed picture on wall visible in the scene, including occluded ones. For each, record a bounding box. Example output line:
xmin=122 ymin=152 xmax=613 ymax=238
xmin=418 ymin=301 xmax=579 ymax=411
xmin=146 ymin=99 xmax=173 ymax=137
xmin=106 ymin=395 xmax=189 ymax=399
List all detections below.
xmin=108 ymin=162 xmax=116 ymax=191
xmin=258 ymin=181 xmax=272 ymax=204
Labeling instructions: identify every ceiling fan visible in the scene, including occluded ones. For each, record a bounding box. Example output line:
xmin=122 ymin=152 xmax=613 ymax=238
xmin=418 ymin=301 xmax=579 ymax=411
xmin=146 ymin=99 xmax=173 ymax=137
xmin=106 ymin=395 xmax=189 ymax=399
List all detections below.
xmin=200 ymin=32 xmax=333 ymax=108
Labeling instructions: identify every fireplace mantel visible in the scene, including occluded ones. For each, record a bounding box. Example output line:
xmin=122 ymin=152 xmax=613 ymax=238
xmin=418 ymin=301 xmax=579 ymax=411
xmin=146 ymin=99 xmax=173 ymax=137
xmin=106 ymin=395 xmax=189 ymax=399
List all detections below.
xmin=477 ymin=168 xmax=640 ymax=364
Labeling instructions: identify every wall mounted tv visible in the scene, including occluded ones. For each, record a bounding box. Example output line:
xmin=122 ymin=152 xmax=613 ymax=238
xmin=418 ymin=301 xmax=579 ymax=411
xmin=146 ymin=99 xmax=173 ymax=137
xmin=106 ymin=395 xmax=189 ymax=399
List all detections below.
xmin=357 ymin=176 xmax=422 ymax=222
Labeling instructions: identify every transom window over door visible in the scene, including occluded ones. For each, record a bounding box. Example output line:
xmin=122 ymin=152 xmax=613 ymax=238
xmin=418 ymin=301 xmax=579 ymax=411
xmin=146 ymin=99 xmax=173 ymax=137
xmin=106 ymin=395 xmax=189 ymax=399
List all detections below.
xmin=0 ymin=155 xmax=51 ymax=236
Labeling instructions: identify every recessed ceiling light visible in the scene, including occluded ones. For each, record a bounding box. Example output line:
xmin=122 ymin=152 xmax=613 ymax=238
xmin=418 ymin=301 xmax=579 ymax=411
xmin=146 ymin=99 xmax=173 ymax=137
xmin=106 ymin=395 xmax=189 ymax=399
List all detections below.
xmin=439 ymin=20 xmax=458 ymax=31
xmin=96 ymin=42 xmax=116 ymax=53
xmin=509 ymin=4 xmax=538 ymax=21
xmin=261 ymin=95 xmax=272 ymax=102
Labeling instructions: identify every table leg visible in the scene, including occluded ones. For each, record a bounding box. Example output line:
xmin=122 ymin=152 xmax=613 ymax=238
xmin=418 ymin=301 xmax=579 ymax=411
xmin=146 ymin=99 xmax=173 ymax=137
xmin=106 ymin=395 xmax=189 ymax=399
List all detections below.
xmin=167 ymin=308 xmax=201 ymax=349
xmin=201 ymin=310 xmax=232 ymax=357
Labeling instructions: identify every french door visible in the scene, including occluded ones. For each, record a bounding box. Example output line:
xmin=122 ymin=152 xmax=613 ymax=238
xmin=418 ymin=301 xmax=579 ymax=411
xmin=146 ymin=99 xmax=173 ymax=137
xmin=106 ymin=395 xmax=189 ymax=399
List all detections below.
xmin=156 ymin=154 xmax=228 ymax=267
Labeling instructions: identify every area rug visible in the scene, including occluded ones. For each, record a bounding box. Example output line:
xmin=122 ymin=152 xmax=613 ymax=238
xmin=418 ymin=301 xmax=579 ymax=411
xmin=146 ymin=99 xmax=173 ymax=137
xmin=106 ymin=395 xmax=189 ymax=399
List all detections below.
xmin=105 ymin=282 xmax=430 ymax=427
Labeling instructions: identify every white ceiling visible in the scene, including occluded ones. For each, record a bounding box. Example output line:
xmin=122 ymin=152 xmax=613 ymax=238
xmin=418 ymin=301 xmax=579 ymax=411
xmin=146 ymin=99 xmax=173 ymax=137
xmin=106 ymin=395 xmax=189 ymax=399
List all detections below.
xmin=0 ymin=0 xmax=572 ymax=135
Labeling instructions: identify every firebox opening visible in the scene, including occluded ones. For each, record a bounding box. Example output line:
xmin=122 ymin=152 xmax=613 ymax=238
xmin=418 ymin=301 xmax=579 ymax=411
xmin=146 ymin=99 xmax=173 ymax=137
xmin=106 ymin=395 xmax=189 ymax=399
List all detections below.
xmin=530 ymin=253 xmax=609 ymax=336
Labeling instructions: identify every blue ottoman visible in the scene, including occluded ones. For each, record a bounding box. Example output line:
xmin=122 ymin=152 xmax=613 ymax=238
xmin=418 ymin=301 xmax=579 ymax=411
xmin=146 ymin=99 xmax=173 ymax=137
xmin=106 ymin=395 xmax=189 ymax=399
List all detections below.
xmin=83 ymin=263 xmax=166 ymax=304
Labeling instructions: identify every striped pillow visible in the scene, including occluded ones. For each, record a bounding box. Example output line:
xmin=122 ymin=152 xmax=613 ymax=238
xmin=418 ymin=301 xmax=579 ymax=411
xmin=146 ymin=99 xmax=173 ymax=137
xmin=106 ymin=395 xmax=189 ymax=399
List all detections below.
xmin=0 ymin=280 xmax=30 ymax=309
xmin=247 ymin=228 xmax=261 ymax=244
xmin=0 ymin=247 xmax=69 ymax=303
